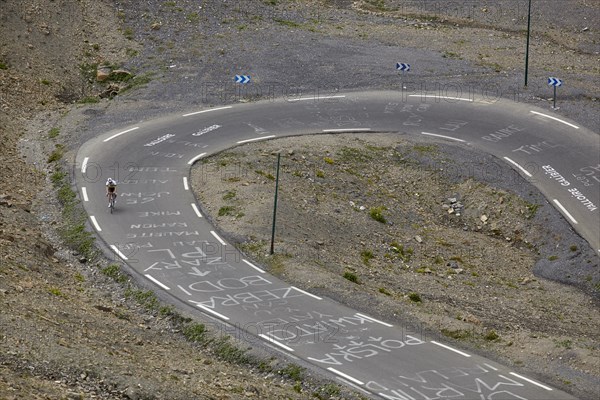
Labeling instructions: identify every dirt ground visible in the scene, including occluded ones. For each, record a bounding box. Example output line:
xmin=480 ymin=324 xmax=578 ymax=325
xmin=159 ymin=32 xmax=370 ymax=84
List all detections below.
xmin=1 ymin=0 xmax=599 ymax=399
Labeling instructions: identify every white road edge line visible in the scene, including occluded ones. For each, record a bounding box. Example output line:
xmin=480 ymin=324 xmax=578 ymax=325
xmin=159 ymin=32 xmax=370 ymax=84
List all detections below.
xmin=327 ymin=367 xmax=364 ymax=386
xmin=335 ymin=378 xmax=371 ymax=395
xmin=90 ymin=216 xmax=101 ymax=231
xmin=322 ymin=128 xmax=372 ymax=133
xmin=421 ymin=132 xmax=466 ymax=142
xmin=553 ymin=199 xmax=578 ymax=224
xmin=503 ymin=157 xmax=533 ymax=178
xmin=484 ymin=363 xmax=498 ymax=371
xmin=430 ymin=341 xmax=471 ymax=357
xmin=193 ymin=302 xmax=230 ymax=320
xmin=145 ymin=274 xmax=170 ymax=290
xmin=237 ymin=135 xmax=276 ymax=144
xmin=191 ymin=203 xmax=203 ymax=218
xmin=177 ymin=285 xmax=192 ymax=296
xmin=188 ymin=152 xmax=207 ymax=165
xmin=530 ymin=110 xmax=579 ymax=129
xmin=103 ymin=126 xmax=139 ymax=142
xmin=211 ymin=231 xmax=227 ymax=245
xmin=110 ymin=245 xmax=128 ymax=260
xmin=243 ymin=259 xmax=265 ymax=273
xmin=259 ymin=334 xmax=295 ymax=352
xmin=183 ymin=176 xmax=189 ymax=190
xmin=355 ymin=312 xmax=393 ymax=327
xmin=292 ymin=286 xmax=322 ymax=300
xmin=81 ymin=187 xmax=89 ymax=202
xmin=182 ymin=106 xmax=232 ymax=117
xmin=287 ymin=95 xmax=346 ymax=102
xmin=409 ymin=94 xmax=473 ymax=102
xmin=81 ymin=157 xmax=89 ymax=174
xmin=508 ymin=373 xmax=553 ymax=391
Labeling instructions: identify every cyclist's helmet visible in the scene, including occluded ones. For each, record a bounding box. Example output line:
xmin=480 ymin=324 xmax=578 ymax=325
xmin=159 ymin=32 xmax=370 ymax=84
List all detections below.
xmin=106 ymin=178 xmax=116 ymax=185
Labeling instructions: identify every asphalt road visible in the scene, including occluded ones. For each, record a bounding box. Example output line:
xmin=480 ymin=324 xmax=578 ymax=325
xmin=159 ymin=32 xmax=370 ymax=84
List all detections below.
xmin=75 ymin=90 xmax=599 ymax=399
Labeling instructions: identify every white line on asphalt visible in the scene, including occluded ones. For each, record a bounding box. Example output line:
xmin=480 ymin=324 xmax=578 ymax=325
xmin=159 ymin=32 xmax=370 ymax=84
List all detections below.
xmin=243 ymin=259 xmax=265 ymax=273
xmin=292 ymin=286 xmax=322 ymax=300
xmin=81 ymin=157 xmax=89 ymax=173
xmin=409 ymin=95 xmax=473 ymax=102
xmin=145 ymin=274 xmax=170 ymax=290
xmin=421 ymin=132 xmax=466 ymax=142
xmin=187 ymin=152 xmax=207 ymax=165
xmin=237 ymin=135 xmax=276 ymax=144
xmin=191 ymin=203 xmax=203 ymax=218
xmin=484 ymin=363 xmax=498 ymax=371
xmin=211 ymin=231 xmax=227 ymax=245
xmin=335 ymin=378 xmax=371 ymax=395
xmin=508 ymin=373 xmax=553 ymax=391
xmin=322 ymin=128 xmax=372 ymax=133
xmin=183 ymin=177 xmax=189 ymax=190
xmin=530 ymin=111 xmax=579 ymax=129
xmin=81 ymin=187 xmax=89 ymax=202
xmin=90 ymin=216 xmax=101 ymax=231
xmin=177 ymin=285 xmax=192 ymax=296
xmin=103 ymin=126 xmax=139 ymax=142
xmin=430 ymin=341 xmax=471 ymax=357
xmin=327 ymin=368 xmax=364 ymax=386
xmin=503 ymin=157 xmax=533 ymax=178
xmin=553 ymin=199 xmax=578 ymax=224
xmin=182 ymin=106 xmax=232 ymax=117
xmin=110 ymin=245 xmax=128 ymax=260
xmin=259 ymin=334 xmax=295 ymax=352
xmin=194 ymin=303 xmax=230 ymax=320
xmin=287 ymin=95 xmax=346 ymax=102
xmin=355 ymin=312 xmax=393 ymax=327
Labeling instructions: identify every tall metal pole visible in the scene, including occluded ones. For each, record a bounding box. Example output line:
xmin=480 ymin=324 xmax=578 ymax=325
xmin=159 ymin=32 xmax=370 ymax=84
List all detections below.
xmin=270 ymin=153 xmax=281 ymax=255
xmin=524 ymin=0 xmax=532 ymax=87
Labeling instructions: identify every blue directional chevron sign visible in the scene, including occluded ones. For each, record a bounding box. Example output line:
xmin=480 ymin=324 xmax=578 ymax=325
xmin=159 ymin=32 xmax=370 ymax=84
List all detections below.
xmin=234 ymin=75 xmax=251 ymax=84
xmin=548 ymin=77 xmax=562 ymax=87
xmin=396 ymin=63 xmax=410 ymax=72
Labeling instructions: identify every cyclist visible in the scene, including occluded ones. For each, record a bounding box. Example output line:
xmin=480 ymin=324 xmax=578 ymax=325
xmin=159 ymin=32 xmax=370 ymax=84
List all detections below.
xmin=105 ymin=178 xmax=117 ymax=208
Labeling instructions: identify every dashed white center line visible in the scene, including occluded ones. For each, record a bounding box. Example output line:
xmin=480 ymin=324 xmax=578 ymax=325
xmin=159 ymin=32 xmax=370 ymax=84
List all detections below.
xmin=81 ymin=157 xmax=89 ymax=174
xmin=188 ymin=152 xmax=207 ymax=165
xmin=177 ymin=285 xmax=192 ymax=296
xmin=211 ymin=231 xmax=227 ymax=245
xmin=430 ymin=341 xmax=471 ymax=357
xmin=335 ymin=378 xmax=371 ymax=395
xmin=484 ymin=363 xmax=498 ymax=371
xmin=81 ymin=187 xmax=89 ymax=202
xmin=192 ymin=302 xmax=230 ymax=321
xmin=191 ymin=203 xmax=203 ymax=218
xmin=553 ymin=199 xmax=578 ymax=224
xmin=530 ymin=110 xmax=579 ymax=129
xmin=287 ymin=95 xmax=346 ymax=102
xmin=327 ymin=368 xmax=364 ymax=386
xmin=292 ymin=286 xmax=322 ymax=300
xmin=89 ymin=216 xmax=101 ymax=231
xmin=183 ymin=177 xmax=189 ymax=190
xmin=237 ymin=135 xmax=276 ymax=144
xmin=421 ymin=132 xmax=466 ymax=142
xmin=145 ymin=274 xmax=170 ymax=290
xmin=410 ymin=95 xmax=473 ymax=102
xmin=103 ymin=126 xmax=139 ymax=142
xmin=243 ymin=259 xmax=265 ymax=273
xmin=182 ymin=106 xmax=232 ymax=117
xmin=508 ymin=373 xmax=553 ymax=391
xmin=110 ymin=245 xmax=128 ymax=260
xmin=355 ymin=312 xmax=393 ymax=327
xmin=259 ymin=334 xmax=295 ymax=352
xmin=503 ymin=157 xmax=533 ymax=178
xmin=322 ymin=128 xmax=371 ymax=133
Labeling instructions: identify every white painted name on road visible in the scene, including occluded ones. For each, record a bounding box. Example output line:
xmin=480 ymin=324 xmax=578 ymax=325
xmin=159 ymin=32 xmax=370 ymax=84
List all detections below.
xmin=542 ymin=165 xmax=571 ymax=186
xmin=481 ymin=124 xmax=525 ymax=143
xmin=144 ymin=133 xmax=175 ymax=147
xmin=567 ymin=187 xmax=598 ymax=211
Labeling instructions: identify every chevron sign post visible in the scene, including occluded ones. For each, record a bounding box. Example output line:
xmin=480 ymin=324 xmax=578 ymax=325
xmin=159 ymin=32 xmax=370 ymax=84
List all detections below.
xmin=396 ymin=62 xmax=410 ymax=72
xmin=234 ymin=75 xmax=251 ymax=84
xmin=548 ymin=77 xmax=563 ymax=109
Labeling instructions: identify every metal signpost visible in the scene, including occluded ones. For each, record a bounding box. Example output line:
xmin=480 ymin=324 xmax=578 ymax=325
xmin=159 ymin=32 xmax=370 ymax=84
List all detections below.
xmin=548 ymin=77 xmax=562 ymax=109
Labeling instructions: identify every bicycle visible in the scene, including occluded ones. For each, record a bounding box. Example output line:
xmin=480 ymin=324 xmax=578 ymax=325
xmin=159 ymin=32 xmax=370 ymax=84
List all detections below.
xmin=108 ymin=192 xmax=116 ymax=213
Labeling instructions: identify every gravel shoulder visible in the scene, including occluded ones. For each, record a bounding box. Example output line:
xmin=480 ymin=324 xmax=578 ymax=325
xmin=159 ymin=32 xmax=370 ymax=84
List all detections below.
xmin=1 ymin=0 xmax=599 ymax=399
